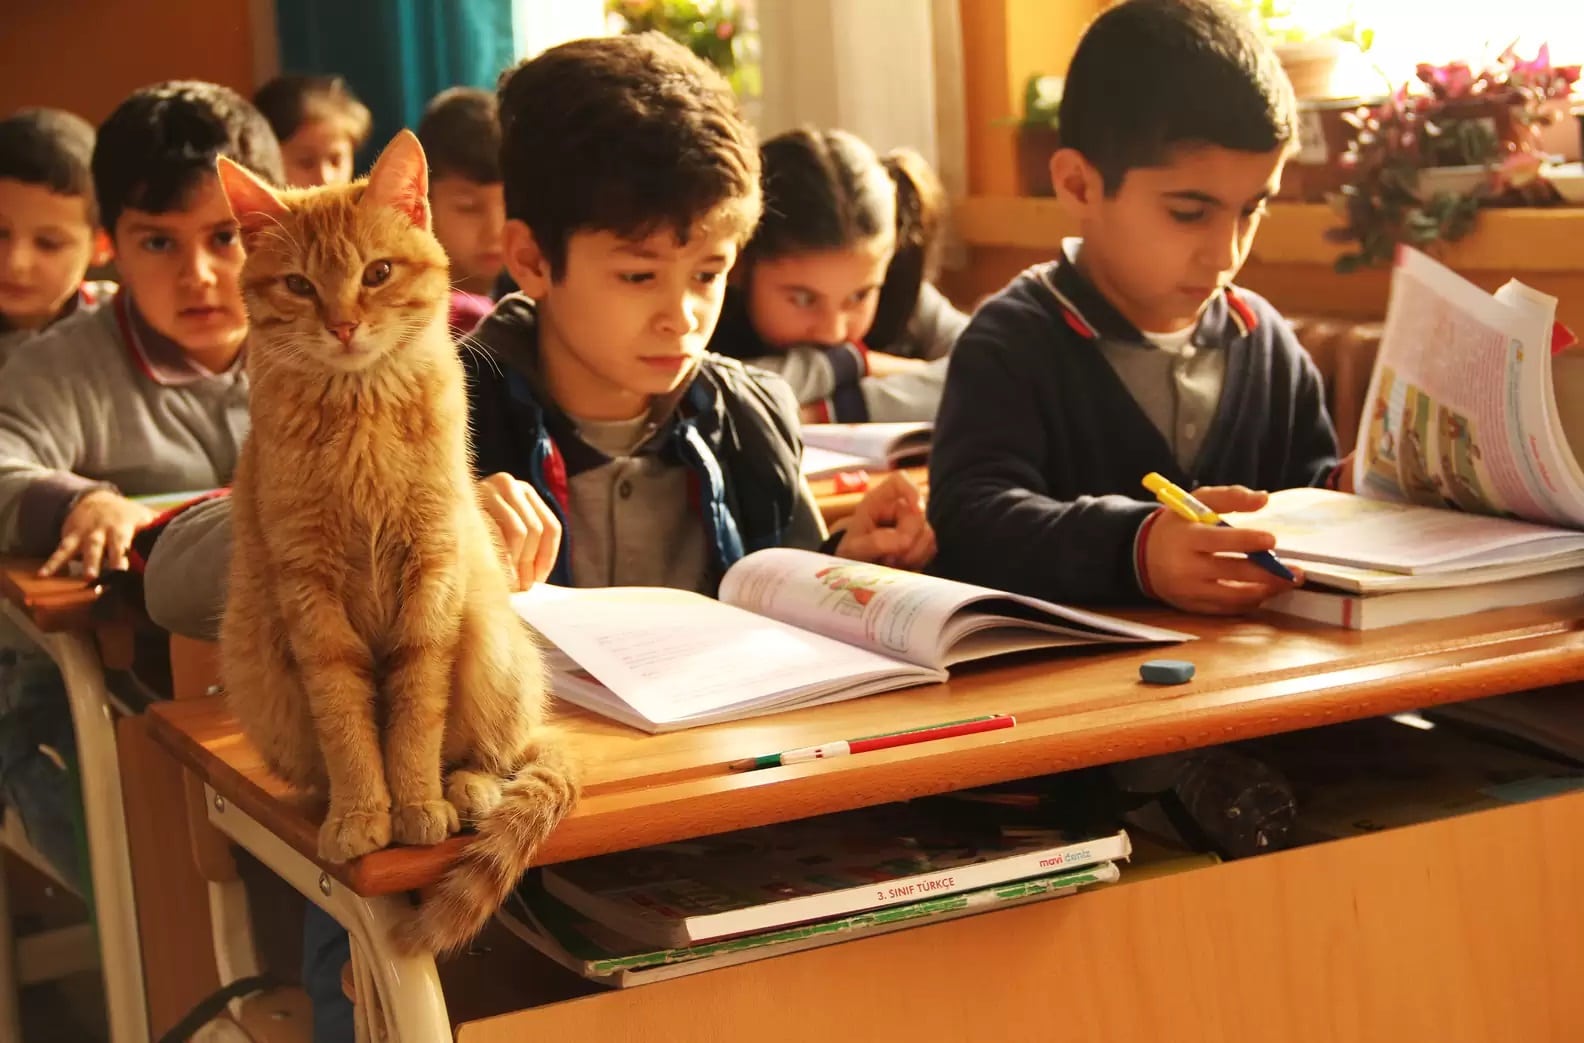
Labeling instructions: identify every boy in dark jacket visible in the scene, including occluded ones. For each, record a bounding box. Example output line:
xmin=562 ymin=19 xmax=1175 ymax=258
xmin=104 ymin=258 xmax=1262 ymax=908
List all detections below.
xmin=929 ymin=0 xmax=1347 ymax=615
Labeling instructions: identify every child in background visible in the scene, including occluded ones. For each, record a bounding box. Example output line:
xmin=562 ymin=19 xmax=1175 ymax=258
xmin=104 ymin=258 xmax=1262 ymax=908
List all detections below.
xmin=710 ymin=127 xmax=968 ymax=423
xmin=0 ymin=81 xmax=281 ymax=889
xmin=0 ymin=80 xmax=281 ymax=577
xmin=0 ymin=108 xmax=114 ymax=367
xmin=416 ymin=86 xmax=507 ymax=333
xmin=929 ymin=0 xmax=1345 ymax=616
xmin=253 ymin=73 xmax=371 ymax=188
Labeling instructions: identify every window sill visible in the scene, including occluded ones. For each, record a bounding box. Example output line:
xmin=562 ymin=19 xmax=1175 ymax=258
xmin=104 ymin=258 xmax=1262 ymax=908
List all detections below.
xmin=951 ymin=197 xmax=1584 ymax=273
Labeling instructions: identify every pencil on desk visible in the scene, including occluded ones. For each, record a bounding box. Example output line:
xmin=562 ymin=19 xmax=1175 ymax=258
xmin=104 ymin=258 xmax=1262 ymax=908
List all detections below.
xmin=730 ymin=714 xmax=1016 ymax=771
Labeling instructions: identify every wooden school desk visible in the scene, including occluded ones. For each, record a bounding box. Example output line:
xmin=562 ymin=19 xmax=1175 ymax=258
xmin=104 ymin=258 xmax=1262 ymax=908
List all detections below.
xmin=0 ymin=559 xmax=149 ymax=1043
xmin=809 ymin=466 xmax=929 ymax=526
xmin=147 ymin=598 xmax=1584 ymax=1042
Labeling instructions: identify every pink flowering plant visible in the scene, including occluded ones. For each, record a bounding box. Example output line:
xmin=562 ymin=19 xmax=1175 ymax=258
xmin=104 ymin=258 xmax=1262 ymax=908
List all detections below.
xmin=1330 ymin=44 xmax=1579 ymax=271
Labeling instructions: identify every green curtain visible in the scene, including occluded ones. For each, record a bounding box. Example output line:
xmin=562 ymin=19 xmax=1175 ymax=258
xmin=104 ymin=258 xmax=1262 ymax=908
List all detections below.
xmin=273 ymin=0 xmax=517 ymax=165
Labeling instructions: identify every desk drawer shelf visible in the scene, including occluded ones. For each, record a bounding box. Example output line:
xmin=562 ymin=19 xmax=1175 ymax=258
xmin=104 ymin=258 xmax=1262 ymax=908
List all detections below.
xmin=453 ymin=790 xmax=1584 ymax=1042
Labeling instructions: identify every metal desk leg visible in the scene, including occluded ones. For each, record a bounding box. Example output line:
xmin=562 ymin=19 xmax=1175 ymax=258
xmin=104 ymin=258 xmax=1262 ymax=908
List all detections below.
xmin=2 ymin=603 xmax=149 ymax=1043
xmin=205 ymin=787 xmax=451 ymax=1043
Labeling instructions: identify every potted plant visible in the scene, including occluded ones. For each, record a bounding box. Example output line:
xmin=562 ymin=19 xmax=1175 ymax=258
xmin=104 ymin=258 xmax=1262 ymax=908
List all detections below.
xmin=1014 ymin=74 xmax=1062 ymax=197
xmin=1328 ymin=44 xmax=1579 ymax=272
xmin=606 ymin=0 xmax=758 ymax=98
xmin=1229 ymin=0 xmax=1374 ymax=99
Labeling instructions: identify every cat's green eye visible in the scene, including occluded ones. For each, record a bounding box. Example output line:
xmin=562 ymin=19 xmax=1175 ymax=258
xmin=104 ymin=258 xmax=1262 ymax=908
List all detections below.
xmin=283 ymin=274 xmax=315 ymax=297
xmin=363 ymin=260 xmax=394 ymax=287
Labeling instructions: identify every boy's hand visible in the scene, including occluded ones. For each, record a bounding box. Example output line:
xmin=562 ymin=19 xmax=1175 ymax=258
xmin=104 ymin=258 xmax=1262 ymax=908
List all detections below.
xmin=1142 ymin=485 xmax=1302 ymax=615
xmin=866 ymin=351 xmax=930 ymax=379
xmin=835 ymin=470 xmax=936 ymax=571
xmin=477 ymin=473 xmax=562 ymax=590
xmin=42 ymin=490 xmax=157 ymax=579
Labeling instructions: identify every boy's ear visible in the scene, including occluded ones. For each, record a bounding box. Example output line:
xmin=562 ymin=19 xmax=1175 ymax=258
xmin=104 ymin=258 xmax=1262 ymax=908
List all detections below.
xmin=503 ymin=219 xmax=552 ymax=299
xmin=216 ymin=157 xmax=289 ymax=249
xmin=362 ymin=129 xmax=430 ymax=231
xmin=1049 ymin=148 xmax=1104 ymax=217
xmin=90 ymin=228 xmax=114 ymax=268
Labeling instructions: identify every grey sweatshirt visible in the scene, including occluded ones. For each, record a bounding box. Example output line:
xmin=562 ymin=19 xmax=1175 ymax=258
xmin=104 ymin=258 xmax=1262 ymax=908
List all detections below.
xmin=0 ymin=294 xmax=249 ymax=556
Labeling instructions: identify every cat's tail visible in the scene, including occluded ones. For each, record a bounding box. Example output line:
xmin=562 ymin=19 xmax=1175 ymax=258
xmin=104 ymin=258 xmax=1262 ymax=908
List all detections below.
xmin=396 ymin=738 xmax=578 ymax=956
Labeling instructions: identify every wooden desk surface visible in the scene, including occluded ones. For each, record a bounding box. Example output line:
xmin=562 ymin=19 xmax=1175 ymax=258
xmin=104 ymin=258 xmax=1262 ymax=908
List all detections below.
xmin=146 ymin=597 xmax=1584 ymax=899
xmin=0 ymin=557 xmax=103 ymax=632
xmin=809 ymin=466 xmax=928 ymax=524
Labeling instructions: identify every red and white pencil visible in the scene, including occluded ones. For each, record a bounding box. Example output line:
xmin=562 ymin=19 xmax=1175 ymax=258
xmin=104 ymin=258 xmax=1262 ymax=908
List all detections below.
xmin=731 ymin=714 xmax=1016 ymax=771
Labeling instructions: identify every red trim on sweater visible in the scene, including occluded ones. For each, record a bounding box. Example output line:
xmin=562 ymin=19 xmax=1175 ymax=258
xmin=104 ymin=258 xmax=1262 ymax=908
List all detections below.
xmin=112 ymin=292 xmax=161 ymax=385
xmin=1135 ymin=507 xmax=1164 ymax=600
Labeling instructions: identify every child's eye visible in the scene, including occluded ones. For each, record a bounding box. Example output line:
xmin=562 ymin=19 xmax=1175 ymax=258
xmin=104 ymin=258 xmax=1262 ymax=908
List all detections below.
xmin=618 ymin=272 xmax=655 ymax=285
xmin=694 ymin=270 xmax=722 ymax=286
xmin=1241 ymin=203 xmax=1269 ymax=222
xmin=1167 ymin=210 xmax=1207 ymax=225
xmin=283 ymin=274 xmax=316 ymax=297
xmin=35 ymin=238 xmax=66 ymax=253
xmin=788 ymin=290 xmax=816 ymax=308
xmin=845 ymin=287 xmax=877 ymax=307
xmin=213 ymin=228 xmax=239 ymax=248
xmin=141 ymin=235 xmax=174 ymax=253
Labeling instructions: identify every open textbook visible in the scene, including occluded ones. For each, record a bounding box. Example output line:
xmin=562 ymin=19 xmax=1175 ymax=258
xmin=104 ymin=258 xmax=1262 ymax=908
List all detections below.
xmin=511 ymin=548 xmax=1189 ymax=733
xmin=801 ymin=422 xmax=932 ymax=471
xmin=1229 ymin=247 xmax=1584 ymax=590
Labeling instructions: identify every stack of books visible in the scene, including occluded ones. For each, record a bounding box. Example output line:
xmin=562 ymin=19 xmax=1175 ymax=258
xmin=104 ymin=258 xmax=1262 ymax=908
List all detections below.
xmin=501 ymin=801 xmax=1128 ymax=988
xmin=1239 ymin=247 xmax=1584 ymax=631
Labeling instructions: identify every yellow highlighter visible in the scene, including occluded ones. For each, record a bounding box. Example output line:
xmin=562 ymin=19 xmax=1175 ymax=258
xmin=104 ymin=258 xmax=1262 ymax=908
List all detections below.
xmin=1142 ymin=473 xmax=1297 ymax=582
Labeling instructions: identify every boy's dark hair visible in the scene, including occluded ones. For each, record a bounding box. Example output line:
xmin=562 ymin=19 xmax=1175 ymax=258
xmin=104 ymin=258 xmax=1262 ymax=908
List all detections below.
xmin=497 ymin=32 xmax=760 ymax=278
xmin=94 ymin=81 xmax=285 ymax=233
xmin=0 ymin=108 xmax=99 ymax=224
xmin=1058 ymin=0 xmax=1297 ymax=193
xmin=417 ymin=86 xmax=500 ymax=185
xmin=252 ymin=74 xmax=372 ymax=148
xmin=747 ymin=127 xmax=947 ymax=349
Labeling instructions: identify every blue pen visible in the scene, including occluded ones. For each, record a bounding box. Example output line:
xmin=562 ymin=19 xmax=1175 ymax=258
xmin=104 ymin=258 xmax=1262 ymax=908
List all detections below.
xmin=1142 ymin=473 xmax=1297 ymax=582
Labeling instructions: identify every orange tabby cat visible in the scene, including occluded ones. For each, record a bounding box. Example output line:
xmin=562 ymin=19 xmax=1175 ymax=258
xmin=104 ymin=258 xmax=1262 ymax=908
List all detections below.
xmin=215 ymin=131 xmax=577 ymax=955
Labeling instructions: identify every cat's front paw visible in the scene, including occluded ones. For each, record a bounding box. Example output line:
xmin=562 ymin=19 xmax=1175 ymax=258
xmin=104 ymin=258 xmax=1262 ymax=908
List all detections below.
xmin=445 ymin=770 xmax=502 ymax=823
xmin=319 ymin=808 xmax=392 ymax=863
xmin=391 ymin=799 xmax=460 ymax=846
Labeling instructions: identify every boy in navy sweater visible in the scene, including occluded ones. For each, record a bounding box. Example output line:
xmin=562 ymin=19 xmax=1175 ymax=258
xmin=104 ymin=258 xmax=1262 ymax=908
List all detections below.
xmin=930 ymin=0 xmax=1348 ymax=615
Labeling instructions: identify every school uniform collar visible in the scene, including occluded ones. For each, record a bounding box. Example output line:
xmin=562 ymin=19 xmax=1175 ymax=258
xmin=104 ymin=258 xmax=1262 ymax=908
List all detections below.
xmin=1036 ymin=238 xmax=1258 ymax=349
xmin=114 ymin=290 xmax=242 ymax=387
xmin=485 ymin=293 xmax=699 ymax=475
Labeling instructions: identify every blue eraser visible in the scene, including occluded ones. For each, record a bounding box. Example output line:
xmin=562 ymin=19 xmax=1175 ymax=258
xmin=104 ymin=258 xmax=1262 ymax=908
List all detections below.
xmin=1140 ymin=659 xmax=1195 ymax=684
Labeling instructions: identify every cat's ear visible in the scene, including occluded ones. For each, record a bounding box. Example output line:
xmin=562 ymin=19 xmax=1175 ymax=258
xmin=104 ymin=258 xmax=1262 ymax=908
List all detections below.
xmin=362 ymin=129 xmax=431 ymax=232
xmin=216 ymin=157 xmax=288 ymax=248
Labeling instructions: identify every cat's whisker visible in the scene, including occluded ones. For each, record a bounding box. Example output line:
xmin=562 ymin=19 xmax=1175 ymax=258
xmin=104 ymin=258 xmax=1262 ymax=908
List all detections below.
xmin=253 ymin=211 xmax=306 ymax=257
xmin=455 ymin=335 xmax=504 ymax=378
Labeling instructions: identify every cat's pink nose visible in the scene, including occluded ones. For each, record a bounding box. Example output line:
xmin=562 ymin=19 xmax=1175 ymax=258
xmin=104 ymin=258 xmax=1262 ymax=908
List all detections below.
xmin=328 ymin=322 xmax=359 ymax=345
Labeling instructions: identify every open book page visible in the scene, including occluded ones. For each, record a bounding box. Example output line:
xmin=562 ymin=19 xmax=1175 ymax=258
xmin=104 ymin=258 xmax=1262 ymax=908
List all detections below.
xmin=1352 ymin=248 xmax=1584 ymax=527
xmin=800 ymin=444 xmax=873 ymax=480
xmin=1556 ymin=347 xmax=1584 ymax=483
xmin=511 ymin=585 xmax=937 ymax=731
xmin=1227 ymin=487 xmax=1584 ymax=575
xmin=717 ymin=548 xmax=1191 ymax=669
xmin=801 ymin=422 xmax=932 ymax=467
